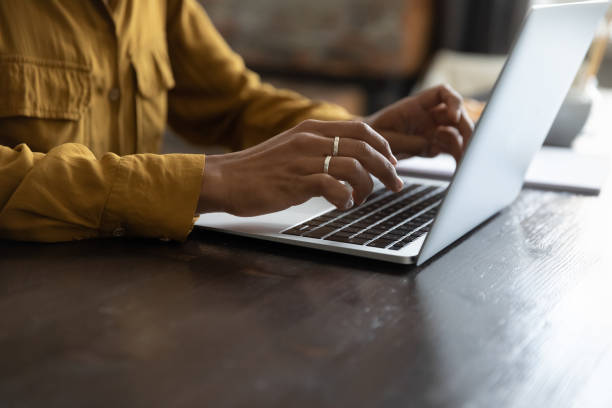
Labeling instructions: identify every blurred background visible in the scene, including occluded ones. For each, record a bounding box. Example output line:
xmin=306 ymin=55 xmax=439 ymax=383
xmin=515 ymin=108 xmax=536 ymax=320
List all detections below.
xmin=165 ymin=0 xmax=612 ymax=152
xmin=199 ymin=0 xmax=531 ymax=112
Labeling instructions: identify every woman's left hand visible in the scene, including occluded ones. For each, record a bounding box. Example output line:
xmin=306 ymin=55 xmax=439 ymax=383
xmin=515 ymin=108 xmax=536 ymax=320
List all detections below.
xmin=365 ymin=84 xmax=474 ymax=163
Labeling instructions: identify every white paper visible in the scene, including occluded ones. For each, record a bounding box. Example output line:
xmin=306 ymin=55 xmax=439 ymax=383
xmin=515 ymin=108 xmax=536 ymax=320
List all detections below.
xmin=396 ymin=146 xmax=610 ymax=195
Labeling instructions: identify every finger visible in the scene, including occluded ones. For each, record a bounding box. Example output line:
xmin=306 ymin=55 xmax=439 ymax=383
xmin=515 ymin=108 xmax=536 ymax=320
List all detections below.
xmin=328 ymin=157 xmax=375 ymax=205
xmin=433 ymin=126 xmax=463 ymax=162
xmin=296 ymin=119 xmax=397 ymax=165
xmin=289 ymin=132 xmax=338 ymax=155
xmin=430 ymin=145 xmax=442 ymax=157
xmin=337 ymin=138 xmax=403 ymax=192
xmin=379 ymin=130 xmax=430 ymax=157
xmin=430 ymin=104 xmax=473 ymax=152
xmin=457 ymin=106 xmax=474 ymax=150
xmin=302 ymin=156 xmax=374 ymax=205
xmin=302 ymin=174 xmax=354 ymax=210
xmin=289 ymin=132 xmax=398 ymax=184
xmin=430 ymin=103 xmax=459 ymax=126
xmin=417 ymin=84 xmax=463 ymax=124
xmin=419 ymin=144 xmax=441 ymax=158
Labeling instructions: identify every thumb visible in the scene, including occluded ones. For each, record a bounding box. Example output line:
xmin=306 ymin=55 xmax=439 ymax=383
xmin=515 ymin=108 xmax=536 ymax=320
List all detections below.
xmin=379 ymin=130 xmax=429 ymax=158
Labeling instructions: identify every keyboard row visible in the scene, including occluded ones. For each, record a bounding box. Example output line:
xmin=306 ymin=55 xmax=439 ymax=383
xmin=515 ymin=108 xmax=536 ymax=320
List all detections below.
xmin=283 ymin=184 xmax=445 ymax=250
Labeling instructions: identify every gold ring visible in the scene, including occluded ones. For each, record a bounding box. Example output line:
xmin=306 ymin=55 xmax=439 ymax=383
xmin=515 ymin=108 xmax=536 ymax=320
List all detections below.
xmin=324 ymin=155 xmax=332 ymax=174
xmin=332 ymin=136 xmax=340 ymax=157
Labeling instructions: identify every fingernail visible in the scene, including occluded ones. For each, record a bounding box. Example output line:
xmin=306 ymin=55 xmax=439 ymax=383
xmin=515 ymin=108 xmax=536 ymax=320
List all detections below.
xmin=391 ymin=154 xmax=398 ymax=165
xmin=395 ymin=176 xmax=404 ymax=190
xmin=345 ymin=198 xmax=354 ymax=209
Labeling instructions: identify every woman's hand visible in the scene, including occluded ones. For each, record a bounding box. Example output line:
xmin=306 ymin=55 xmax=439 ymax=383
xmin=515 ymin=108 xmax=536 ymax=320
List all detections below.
xmin=365 ymin=84 xmax=474 ymax=163
xmin=198 ymin=120 xmax=404 ymax=216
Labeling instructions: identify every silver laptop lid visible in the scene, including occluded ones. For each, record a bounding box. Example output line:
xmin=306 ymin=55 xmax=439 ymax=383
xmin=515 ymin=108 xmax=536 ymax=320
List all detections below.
xmin=417 ymin=1 xmax=609 ymax=266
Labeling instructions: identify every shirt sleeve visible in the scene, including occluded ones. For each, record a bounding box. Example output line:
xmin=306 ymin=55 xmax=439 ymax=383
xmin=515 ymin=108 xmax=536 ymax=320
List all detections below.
xmin=165 ymin=0 xmax=354 ymax=151
xmin=0 ymin=143 xmax=204 ymax=242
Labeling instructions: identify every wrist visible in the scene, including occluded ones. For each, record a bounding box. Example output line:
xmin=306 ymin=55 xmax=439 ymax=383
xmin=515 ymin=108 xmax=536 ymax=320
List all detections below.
xmin=197 ymin=155 xmax=228 ymax=214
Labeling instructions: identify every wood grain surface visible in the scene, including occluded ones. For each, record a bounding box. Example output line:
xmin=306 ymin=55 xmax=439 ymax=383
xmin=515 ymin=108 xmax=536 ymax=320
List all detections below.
xmin=1 ymin=185 xmax=612 ymax=407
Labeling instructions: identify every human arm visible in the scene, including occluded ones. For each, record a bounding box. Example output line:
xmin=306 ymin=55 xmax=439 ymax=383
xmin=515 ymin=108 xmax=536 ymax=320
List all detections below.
xmin=195 ymin=85 xmax=473 ymax=217
xmin=165 ymin=0 xmax=354 ymax=152
xmin=365 ymin=84 xmax=474 ymax=163
xmin=0 ymin=143 xmax=203 ymax=242
xmin=163 ymin=1 xmax=470 ymax=216
xmin=197 ymin=119 xmax=403 ymax=215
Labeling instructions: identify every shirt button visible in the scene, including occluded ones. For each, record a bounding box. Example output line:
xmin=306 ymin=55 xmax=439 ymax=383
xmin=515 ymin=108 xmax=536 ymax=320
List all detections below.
xmin=108 ymin=88 xmax=121 ymax=102
xmin=112 ymin=227 xmax=126 ymax=237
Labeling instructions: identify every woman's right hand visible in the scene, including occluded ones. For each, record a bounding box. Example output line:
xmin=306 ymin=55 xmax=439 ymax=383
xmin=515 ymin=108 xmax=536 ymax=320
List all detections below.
xmin=197 ymin=119 xmax=404 ymax=217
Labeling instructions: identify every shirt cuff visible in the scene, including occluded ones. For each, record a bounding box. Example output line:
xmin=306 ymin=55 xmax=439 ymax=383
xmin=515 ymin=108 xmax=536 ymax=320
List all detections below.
xmin=100 ymin=153 xmax=205 ymax=241
xmin=299 ymin=102 xmax=356 ymax=123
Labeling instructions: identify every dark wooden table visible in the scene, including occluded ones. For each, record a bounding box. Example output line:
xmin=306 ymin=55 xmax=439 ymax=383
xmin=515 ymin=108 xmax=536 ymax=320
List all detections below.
xmin=3 ymin=88 xmax=612 ymax=407
xmin=2 ymin=181 xmax=612 ymax=407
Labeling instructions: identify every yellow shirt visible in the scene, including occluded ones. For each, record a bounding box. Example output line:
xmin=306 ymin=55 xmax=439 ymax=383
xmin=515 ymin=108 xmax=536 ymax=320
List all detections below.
xmin=0 ymin=0 xmax=352 ymax=242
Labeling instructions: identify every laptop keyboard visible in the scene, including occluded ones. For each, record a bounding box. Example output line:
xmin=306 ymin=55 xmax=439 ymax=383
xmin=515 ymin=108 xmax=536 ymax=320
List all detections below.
xmin=282 ymin=183 xmax=446 ymax=250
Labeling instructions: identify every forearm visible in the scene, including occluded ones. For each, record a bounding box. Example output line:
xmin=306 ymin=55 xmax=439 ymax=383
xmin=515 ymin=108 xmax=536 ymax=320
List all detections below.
xmin=166 ymin=0 xmax=354 ymax=151
xmin=0 ymin=143 xmax=204 ymax=242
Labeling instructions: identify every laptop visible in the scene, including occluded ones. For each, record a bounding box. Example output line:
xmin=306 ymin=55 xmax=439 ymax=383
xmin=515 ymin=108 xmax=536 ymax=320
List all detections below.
xmin=196 ymin=1 xmax=609 ymax=265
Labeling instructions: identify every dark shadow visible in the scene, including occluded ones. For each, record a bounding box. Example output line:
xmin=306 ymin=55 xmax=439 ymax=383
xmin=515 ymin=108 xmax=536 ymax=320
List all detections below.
xmin=191 ymin=205 xmax=505 ymax=275
xmin=190 ymin=227 xmax=417 ymax=276
xmin=415 ymin=208 xmax=504 ymax=268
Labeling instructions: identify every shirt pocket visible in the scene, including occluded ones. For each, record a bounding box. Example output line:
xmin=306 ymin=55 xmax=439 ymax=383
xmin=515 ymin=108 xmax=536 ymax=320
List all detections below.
xmin=0 ymin=55 xmax=92 ymax=152
xmin=131 ymin=48 xmax=175 ymax=153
